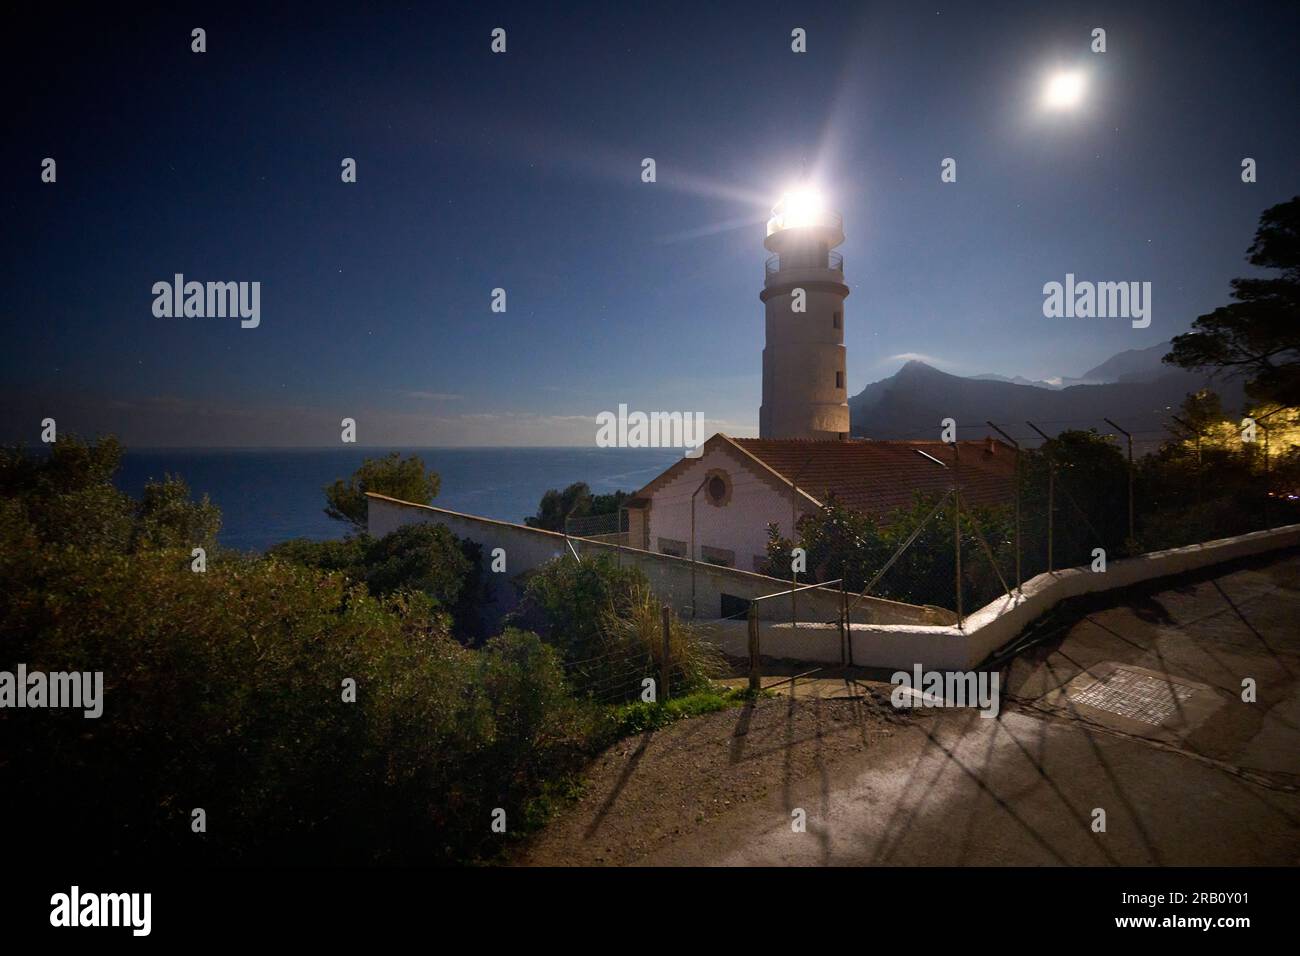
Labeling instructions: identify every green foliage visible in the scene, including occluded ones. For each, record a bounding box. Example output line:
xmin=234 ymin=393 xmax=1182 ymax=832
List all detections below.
xmin=766 ymin=492 xmax=1016 ymax=613
xmin=525 ymin=481 xmax=629 ymax=532
xmin=0 ymin=435 xmax=219 ymax=554
xmin=264 ymin=535 xmax=368 ymax=574
xmin=0 ymin=545 xmax=595 ymax=865
xmin=508 ymin=557 xmax=723 ymax=701
xmin=0 ymin=437 xmax=603 ymax=864
xmin=324 ymin=451 xmax=441 ymax=530
xmin=267 ymin=524 xmax=487 ymax=642
xmin=597 ymin=583 xmax=726 ymax=698
xmin=1166 ymin=196 xmax=1300 ymax=405
xmin=605 ymin=687 xmax=744 ymax=738
xmin=132 ymin=474 xmax=222 ymax=551
xmin=362 ymin=523 xmax=472 ymax=602
xmin=1019 ymin=429 xmax=1130 ymax=565
xmin=509 ymin=554 xmax=647 ymax=661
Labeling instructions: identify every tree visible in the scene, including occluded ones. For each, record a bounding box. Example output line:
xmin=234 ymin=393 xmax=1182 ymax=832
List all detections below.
xmin=1166 ymin=197 xmax=1300 ymax=405
xmin=268 ymin=524 xmax=488 ymax=642
xmin=324 ymin=452 xmax=440 ymax=531
xmin=525 ymin=482 xmax=630 ymax=532
xmin=132 ymin=474 xmax=221 ymax=551
xmin=0 ymin=435 xmax=219 ymax=554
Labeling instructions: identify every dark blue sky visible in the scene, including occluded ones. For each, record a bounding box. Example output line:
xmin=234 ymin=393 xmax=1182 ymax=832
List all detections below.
xmin=3 ymin=1 xmax=1297 ymax=445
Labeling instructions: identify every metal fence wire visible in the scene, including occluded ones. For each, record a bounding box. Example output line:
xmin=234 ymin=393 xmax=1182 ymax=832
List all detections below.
xmin=554 ymin=415 xmax=1299 ymax=693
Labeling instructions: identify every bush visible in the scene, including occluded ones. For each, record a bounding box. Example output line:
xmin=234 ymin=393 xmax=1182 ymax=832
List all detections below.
xmin=0 ymin=437 xmax=594 ymax=864
xmin=0 ymin=546 xmax=594 ymax=865
xmin=508 ymin=554 xmax=647 ymax=662
xmin=599 ymin=583 xmax=725 ymax=698
xmin=267 ymin=524 xmax=487 ymax=642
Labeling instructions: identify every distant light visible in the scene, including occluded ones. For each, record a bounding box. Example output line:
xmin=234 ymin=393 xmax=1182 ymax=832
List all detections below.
xmin=1043 ymin=71 xmax=1085 ymax=110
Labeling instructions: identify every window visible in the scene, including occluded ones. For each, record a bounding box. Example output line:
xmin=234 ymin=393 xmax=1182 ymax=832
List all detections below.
xmin=720 ymin=593 xmax=752 ymax=619
xmin=701 ymin=545 xmax=735 ymax=568
xmin=658 ymin=537 xmax=686 ymax=557
xmin=833 ymin=311 xmax=842 ymax=330
xmin=704 ymin=468 xmax=732 ymax=507
xmin=836 ymin=370 xmax=844 ymax=389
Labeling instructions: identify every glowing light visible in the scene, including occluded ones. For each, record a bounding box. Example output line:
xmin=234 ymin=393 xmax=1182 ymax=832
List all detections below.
xmin=779 ymin=188 xmax=825 ymax=226
xmin=768 ymin=188 xmax=833 ymax=235
xmin=1043 ymin=70 xmax=1085 ymax=110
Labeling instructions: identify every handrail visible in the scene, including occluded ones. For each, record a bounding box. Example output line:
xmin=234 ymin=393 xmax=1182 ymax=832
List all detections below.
xmin=765 ymin=250 xmax=843 ymax=278
xmin=750 ymin=578 xmax=843 ymax=604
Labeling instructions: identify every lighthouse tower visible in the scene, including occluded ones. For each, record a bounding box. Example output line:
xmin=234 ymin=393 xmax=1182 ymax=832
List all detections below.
xmin=759 ymin=190 xmax=850 ymax=440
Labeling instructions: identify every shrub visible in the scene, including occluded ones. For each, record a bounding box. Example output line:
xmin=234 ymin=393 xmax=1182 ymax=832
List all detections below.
xmin=508 ymin=554 xmax=647 ymax=662
xmin=598 ymin=583 xmax=725 ymax=698
xmin=0 ymin=546 xmax=592 ymax=865
xmin=268 ymin=524 xmax=487 ymax=642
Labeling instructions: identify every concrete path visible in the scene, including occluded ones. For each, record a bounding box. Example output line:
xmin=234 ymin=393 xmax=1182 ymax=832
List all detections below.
xmin=526 ymin=551 xmax=1300 ymax=866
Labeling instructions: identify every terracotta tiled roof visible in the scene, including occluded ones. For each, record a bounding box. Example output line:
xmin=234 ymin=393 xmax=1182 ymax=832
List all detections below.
xmin=730 ymin=437 xmax=1016 ymax=516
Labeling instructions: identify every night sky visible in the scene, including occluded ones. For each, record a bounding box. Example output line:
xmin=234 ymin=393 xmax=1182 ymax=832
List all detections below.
xmin=3 ymin=1 xmax=1297 ymax=445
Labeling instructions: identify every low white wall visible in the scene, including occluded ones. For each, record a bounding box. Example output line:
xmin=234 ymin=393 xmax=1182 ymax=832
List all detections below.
xmin=704 ymin=524 xmax=1300 ymax=671
xmin=366 ymin=494 xmax=946 ymax=626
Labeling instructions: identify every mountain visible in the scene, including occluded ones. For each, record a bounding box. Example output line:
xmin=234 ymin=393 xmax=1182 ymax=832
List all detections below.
xmin=1079 ymin=341 xmax=1174 ymax=384
xmin=849 ymin=358 xmax=1241 ymax=450
xmin=969 ymin=373 xmax=1063 ymax=390
xmin=969 ymin=341 xmax=1174 ymax=391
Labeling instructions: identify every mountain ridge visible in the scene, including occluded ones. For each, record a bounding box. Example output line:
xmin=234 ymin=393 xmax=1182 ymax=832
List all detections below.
xmin=849 ymin=353 xmax=1239 ymax=449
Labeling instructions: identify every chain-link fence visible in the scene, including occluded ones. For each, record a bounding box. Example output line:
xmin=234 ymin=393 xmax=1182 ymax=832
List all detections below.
xmin=754 ymin=415 xmax=1300 ymax=625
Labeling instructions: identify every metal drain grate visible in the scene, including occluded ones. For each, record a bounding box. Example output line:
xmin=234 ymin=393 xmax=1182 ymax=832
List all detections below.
xmin=1068 ymin=667 xmax=1195 ymax=726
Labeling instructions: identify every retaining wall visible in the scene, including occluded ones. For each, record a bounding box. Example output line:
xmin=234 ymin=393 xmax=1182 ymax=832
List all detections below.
xmin=704 ymin=524 xmax=1300 ymax=670
xmin=366 ymin=493 xmax=948 ymax=626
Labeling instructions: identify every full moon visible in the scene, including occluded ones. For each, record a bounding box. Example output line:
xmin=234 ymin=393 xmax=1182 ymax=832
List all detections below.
xmin=1043 ymin=70 xmax=1085 ymax=109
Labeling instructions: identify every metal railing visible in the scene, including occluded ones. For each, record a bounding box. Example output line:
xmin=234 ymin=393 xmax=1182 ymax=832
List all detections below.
xmin=764 ymin=250 xmax=843 ymax=279
xmin=766 ymin=208 xmax=843 ymax=237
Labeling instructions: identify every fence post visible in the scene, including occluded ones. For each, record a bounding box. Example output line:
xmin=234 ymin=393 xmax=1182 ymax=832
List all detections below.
xmin=1265 ymin=426 xmax=1272 ymax=530
xmin=837 ymin=579 xmax=846 ymax=667
xmin=660 ymin=604 xmax=671 ymax=702
xmin=840 ymin=578 xmax=851 ymax=667
xmin=1027 ymin=422 xmax=1054 ymax=572
xmin=1103 ymin=418 xmax=1134 ymax=553
xmin=747 ymin=603 xmax=761 ymax=693
xmin=987 ymin=422 xmax=1022 ymax=594
xmin=954 ymin=442 xmax=963 ymax=629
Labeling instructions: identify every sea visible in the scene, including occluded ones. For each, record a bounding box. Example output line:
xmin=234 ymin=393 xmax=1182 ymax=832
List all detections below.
xmin=113 ymin=447 xmax=684 ymax=552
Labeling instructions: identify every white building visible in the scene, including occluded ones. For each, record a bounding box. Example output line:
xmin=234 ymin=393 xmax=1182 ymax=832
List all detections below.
xmin=624 ymin=192 xmax=1015 ymax=569
xmin=624 ymin=433 xmax=1016 ymax=571
xmin=760 ymin=189 xmax=850 ymax=440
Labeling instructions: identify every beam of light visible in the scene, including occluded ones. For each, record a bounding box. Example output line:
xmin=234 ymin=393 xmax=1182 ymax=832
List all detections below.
xmin=655 ymin=213 xmax=771 ymax=244
xmin=1043 ymin=70 xmax=1085 ymax=110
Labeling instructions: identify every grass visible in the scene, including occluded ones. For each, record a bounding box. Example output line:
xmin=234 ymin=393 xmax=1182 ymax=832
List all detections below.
xmin=605 ymin=684 xmax=758 ymax=738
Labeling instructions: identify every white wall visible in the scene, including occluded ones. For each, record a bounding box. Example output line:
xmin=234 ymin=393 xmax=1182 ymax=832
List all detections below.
xmin=366 ymin=493 xmax=944 ymax=626
xmin=645 ymin=442 xmax=810 ymax=572
xmin=704 ymin=524 xmax=1300 ymax=671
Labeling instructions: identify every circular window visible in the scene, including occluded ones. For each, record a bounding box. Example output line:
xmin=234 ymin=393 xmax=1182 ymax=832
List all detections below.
xmin=704 ymin=469 xmax=732 ymax=507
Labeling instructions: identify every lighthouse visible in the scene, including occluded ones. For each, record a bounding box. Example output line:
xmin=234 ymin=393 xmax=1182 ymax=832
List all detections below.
xmin=758 ymin=189 xmax=850 ymax=440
